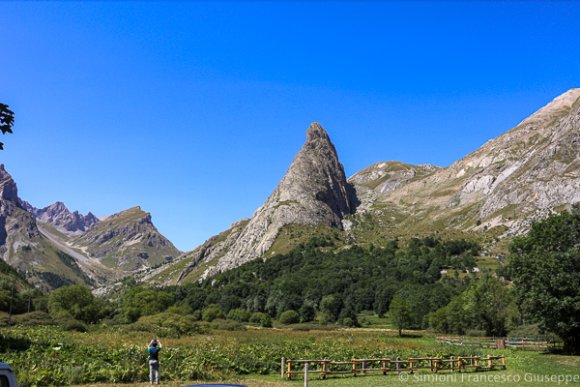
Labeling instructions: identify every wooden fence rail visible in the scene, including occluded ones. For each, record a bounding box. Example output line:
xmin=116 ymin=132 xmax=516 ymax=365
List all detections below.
xmin=436 ymin=335 xmax=563 ymax=351
xmin=283 ymin=354 xmax=506 ymax=380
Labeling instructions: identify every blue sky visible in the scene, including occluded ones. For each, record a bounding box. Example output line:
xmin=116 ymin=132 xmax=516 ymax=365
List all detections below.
xmin=1 ymin=1 xmax=579 ymax=251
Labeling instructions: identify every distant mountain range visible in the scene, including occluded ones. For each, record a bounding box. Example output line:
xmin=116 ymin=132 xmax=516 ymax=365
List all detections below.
xmin=0 ymin=165 xmax=180 ymax=291
xmin=1 ymin=89 xmax=579 ymax=291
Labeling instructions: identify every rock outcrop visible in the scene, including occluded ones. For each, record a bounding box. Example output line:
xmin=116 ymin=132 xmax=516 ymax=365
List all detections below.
xmin=0 ymin=164 xmax=19 ymax=202
xmin=34 ymin=202 xmax=99 ymax=233
xmin=179 ymin=122 xmax=358 ymax=280
xmin=349 ymin=161 xmax=440 ymax=211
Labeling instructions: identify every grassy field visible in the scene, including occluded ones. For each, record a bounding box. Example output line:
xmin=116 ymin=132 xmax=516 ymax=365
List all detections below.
xmin=2 ymin=325 xmax=579 ymax=386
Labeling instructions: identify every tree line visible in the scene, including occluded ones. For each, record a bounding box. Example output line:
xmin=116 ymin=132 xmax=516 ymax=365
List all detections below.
xmin=1 ymin=205 xmax=579 ymax=354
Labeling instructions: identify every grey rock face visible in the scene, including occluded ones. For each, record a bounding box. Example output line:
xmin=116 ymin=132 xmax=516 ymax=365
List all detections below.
xmin=34 ymin=201 xmax=99 ymax=233
xmin=0 ymin=164 xmax=19 ymax=203
xmin=353 ymin=88 xmax=580 ymax=235
xmin=73 ymin=206 xmax=181 ymax=272
xmin=472 ymin=89 xmax=580 ymax=228
xmin=0 ymin=166 xmax=46 ymax=279
xmin=349 ymin=161 xmax=440 ymax=210
xmin=187 ymin=122 xmax=358 ymax=279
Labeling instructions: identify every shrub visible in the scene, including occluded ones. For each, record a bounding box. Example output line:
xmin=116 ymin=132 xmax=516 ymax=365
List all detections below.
xmin=210 ymin=319 xmax=246 ymax=331
xmin=62 ymin=319 xmax=88 ymax=332
xmin=279 ymin=310 xmax=300 ymax=325
xmin=166 ymin=304 xmax=193 ymax=316
xmin=227 ymin=308 xmax=251 ymax=322
xmin=299 ymin=304 xmax=316 ymax=322
xmin=191 ymin=309 xmax=202 ymax=321
xmin=315 ymin=311 xmax=332 ymax=325
xmin=133 ymin=312 xmax=205 ymax=337
xmin=202 ymin=304 xmax=225 ymax=322
xmin=250 ymin=312 xmax=272 ymax=328
xmin=11 ymin=311 xmax=55 ymax=326
xmin=124 ymin=307 xmax=141 ymax=323
xmin=341 ymin=317 xmax=355 ymax=327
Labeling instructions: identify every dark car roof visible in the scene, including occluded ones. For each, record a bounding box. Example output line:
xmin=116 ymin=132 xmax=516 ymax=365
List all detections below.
xmin=0 ymin=362 xmax=13 ymax=371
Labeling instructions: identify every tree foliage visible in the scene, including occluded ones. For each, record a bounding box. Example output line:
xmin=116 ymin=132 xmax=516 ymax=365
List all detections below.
xmin=171 ymin=237 xmax=478 ymax=327
xmin=47 ymin=285 xmax=110 ymax=324
xmin=0 ymin=103 xmax=14 ymax=150
xmin=120 ymin=285 xmax=174 ymax=321
xmin=279 ymin=309 xmax=300 ymax=324
xmin=509 ymin=205 xmax=580 ymax=354
xmin=388 ymin=292 xmax=412 ymax=336
xmin=429 ymin=274 xmax=514 ymax=336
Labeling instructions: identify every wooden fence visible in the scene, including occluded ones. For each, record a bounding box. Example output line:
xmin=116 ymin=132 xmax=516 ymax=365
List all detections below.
xmin=282 ymin=354 xmax=506 ymax=380
xmin=436 ymin=336 xmax=562 ymax=351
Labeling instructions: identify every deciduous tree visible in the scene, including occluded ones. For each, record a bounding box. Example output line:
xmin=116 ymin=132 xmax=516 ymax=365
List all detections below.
xmin=509 ymin=205 xmax=580 ymax=355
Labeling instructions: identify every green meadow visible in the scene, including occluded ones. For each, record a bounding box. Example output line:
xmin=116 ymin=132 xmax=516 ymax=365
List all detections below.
xmin=2 ymin=325 xmax=579 ymax=387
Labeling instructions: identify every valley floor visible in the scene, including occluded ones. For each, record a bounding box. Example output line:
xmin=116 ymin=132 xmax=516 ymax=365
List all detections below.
xmin=3 ymin=326 xmax=579 ymax=386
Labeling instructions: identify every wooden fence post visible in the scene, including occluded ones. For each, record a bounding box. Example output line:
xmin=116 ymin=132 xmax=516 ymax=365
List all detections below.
xmin=487 ymin=354 xmax=492 ymax=369
xmin=451 ymin=356 xmax=455 ymax=372
xmin=287 ymin=360 xmax=292 ymax=380
xmin=304 ymin=363 xmax=309 ymax=387
xmin=396 ymin=357 xmax=401 ymax=374
xmin=281 ymin=357 xmax=285 ymax=379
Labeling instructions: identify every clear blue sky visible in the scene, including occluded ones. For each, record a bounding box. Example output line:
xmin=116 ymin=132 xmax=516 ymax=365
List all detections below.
xmin=1 ymin=1 xmax=579 ymax=251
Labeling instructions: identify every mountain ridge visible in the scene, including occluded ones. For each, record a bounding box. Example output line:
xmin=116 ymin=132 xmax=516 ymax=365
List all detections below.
xmin=361 ymin=88 xmax=580 ymax=235
xmin=2 ymin=89 xmax=579 ymax=290
xmin=0 ymin=165 xmax=180 ymax=290
xmin=167 ymin=88 xmax=580 ymax=284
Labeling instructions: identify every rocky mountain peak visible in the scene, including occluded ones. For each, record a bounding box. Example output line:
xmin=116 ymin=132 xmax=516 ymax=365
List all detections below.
xmin=73 ymin=205 xmax=179 ymax=272
xmin=47 ymin=201 xmax=67 ymax=213
xmin=272 ymin=122 xmax=356 ymax=218
xmin=519 ymin=88 xmax=580 ymax=127
xmin=0 ymin=164 xmax=19 ymax=203
xmin=180 ymin=122 xmax=358 ymax=280
xmin=85 ymin=211 xmax=98 ymax=224
xmin=109 ymin=206 xmax=152 ymax=224
xmin=306 ymin=122 xmax=332 ymax=144
xmin=35 ymin=201 xmax=99 ymax=234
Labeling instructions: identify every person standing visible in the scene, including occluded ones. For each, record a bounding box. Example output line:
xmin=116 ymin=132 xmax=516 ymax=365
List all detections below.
xmin=148 ymin=339 xmax=162 ymax=384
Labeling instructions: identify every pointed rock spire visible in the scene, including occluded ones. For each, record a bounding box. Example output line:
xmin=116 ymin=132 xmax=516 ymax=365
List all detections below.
xmin=306 ymin=122 xmax=332 ymax=143
xmin=195 ymin=122 xmax=358 ymax=277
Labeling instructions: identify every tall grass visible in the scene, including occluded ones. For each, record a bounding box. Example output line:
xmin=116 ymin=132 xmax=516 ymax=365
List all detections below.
xmin=2 ymin=326 xmax=579 ymax=387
